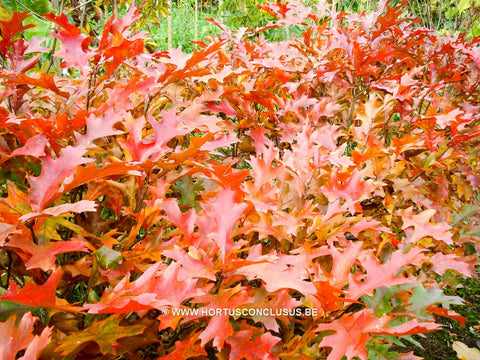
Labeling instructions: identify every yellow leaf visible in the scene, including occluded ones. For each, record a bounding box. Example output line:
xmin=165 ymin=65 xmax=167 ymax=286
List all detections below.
xmin=452 ymin=341 xmax=480 ymax=360
xmin=451 ymin=175 xmax=472 ymax=201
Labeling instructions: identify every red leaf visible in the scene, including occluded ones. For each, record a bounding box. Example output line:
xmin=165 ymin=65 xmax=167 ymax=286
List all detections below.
xmin=0 ymin=312 xmax=52 ymax=360
xmin=10 ymin=134 xmax=47 ymax=157
xmin=203 ymin=188 xmax=248 ymax=263
xmin=20 ymin=200 xmax=97 ymax=221
xmin=8 ymin=73 xmax=70 ymax=98
xmin=6 ymin=236 xmax=91 ymax=271
xmin=371 ymin=318 xmax=440 ymax=336
xmin=158 ymin=333 xmax=207 ymax=360
xmin=399 ymin=208 xmax=453 ymax=245
xmin=118 ymin=111 xmax=188 ymax=162
xmin=316 ymin=309 xmax=383 ymax=360
xmin=347 ymin=248 xmax=424 ymax=299
xmin=45 ymin=13 xmax=93 ymax=74
xmin=0 ymin=12 xmax=35 ymax=54
xmin=28 ymin=145 xmax=94 ymax=211
xmin=227 ymin=330 xmax=280 ymax=360
xmin=427 ymin=252 xmax=476 ymax=277
xmin=85 ymin=261 xmax=212 ymax=314
xmin=426 ymin=305 xmax=468 ymax=327
xmin=0 ymin=269 xmax=81 ymax=311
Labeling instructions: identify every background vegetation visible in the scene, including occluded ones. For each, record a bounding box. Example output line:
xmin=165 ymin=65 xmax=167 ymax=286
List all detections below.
xmin=1 ymin=0 xmax=480 ymax=54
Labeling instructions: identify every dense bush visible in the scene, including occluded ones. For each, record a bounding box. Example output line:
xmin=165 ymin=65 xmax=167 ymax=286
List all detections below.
xmin=0 ymin=1 xmax=479 ymax=359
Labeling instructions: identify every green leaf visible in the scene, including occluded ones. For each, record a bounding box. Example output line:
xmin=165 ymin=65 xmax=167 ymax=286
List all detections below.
xmin=422 ymin=153 xmax=436 ymax=169
xmin=367 ymin=342 xmax=413 ymax=360
xmin=0 ymin=0 xmax=17 ymax=12
xmin=451 ymin=204 xmax=479 ymax=226
xmin=408 ymin=282 xmax=463 ymax=319
xmin=363 ymin=284 xmax=414 ymax=316
xmin=0 ymin=300 xmax=33 ymax=321
xmin=445 ymin=7 xmax=457 ymax=19
xmin=23 ymin=16 xmax=51 ymax=40
xmin=458 ymin=0 xmax=471 ymax=13
xmin=53 ymin=217 xmax=85 ymax=235
xmin=29 ymin=0 xmax=51 ymax=14
xmin=57 ymin=315 xmax=146 ymax=355
xmin=36 ymin=216 xmax=63 ymax=243
xmin=176 ymin=175 xmax=204 ymax=211
xmin=95 ymin=246 xmax=123 ymax=270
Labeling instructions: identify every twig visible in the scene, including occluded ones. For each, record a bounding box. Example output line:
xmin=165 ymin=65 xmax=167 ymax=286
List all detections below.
xmin=14 ymin=0 xmax=49 ymax=22
xmin=46 ymin=0 xmax=66 ymax=74
xmin=68 ymin=0 xmax=95 ymax=13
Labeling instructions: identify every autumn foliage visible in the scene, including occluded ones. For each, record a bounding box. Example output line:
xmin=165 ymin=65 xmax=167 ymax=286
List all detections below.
xmin=0 ymin=1 xmax=479 ymax=359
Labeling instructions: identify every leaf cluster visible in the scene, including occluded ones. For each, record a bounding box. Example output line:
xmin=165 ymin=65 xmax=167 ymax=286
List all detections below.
xmin=0 ymin=1 xmax=479 ymax=359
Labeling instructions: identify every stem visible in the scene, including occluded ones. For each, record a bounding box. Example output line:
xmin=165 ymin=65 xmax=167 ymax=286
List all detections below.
xmin=14 ymin=0 xmax=49 ymax=22
xmin=80 ymin=0 xmax=89 ymax=29
xmin=46 ymin=0 xmax=65 ymax=74
xmin=167 ymin=0 xmax=173 ymax=49
xmin=194 ymin=0 xmax=198 ymax=43
xmin=4 ymin=252 xmax=11 ymax=289
xmin=347 ymin=89 xmax=357 ymax=130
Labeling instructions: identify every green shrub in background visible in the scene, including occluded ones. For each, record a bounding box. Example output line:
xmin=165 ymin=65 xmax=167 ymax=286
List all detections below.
xmin=401 ymin=0 xmax=480 ymax=37
xmin=148 ymin=3 xmax=219 ymax=53
xmin=1 ymin=0 xmax=478 ymax=52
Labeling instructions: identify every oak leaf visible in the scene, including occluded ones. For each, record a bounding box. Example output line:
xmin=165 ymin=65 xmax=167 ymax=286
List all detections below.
xmin=56 ymin=315 xmax=145 ymax=356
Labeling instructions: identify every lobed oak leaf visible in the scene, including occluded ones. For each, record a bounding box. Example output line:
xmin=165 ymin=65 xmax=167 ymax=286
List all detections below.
xmin=74 ymin=110 xmax=125 ymax=149
xmin=10 ymin=134 xmax=47 ymax=158
xmin=118 ymin=111 xmax=188 ymax=162
xmin=6 ymin=235 xmax=91 ymax=271
xmin=370 ymin=318 xmax=440 ymax=336
xmin=398 ymin=208 xmax=453 ymax=245
xmin=197 ymin=286 xmax=253 ymax=350
xmin=19 ymin=200 xmax=97 ymax=222
xmin=85 ymin=262 xmax=163 ymax=314
xmin=227 ymin=330 xmax=281 ymax=360
xmin=204 ymin=188 xmax=248 ymax=263
xmin=324 ymin=241 xmax=364 ymax=289
xmin=0 ymin=269 xmax=81 ymax=311
xmin=45 ymin=13 xmax=93 ymax=74
xmin=233 ymin=255 xmax=316 ymax=295
xmin=310 ymin=278 xmax=356 ymax=315
xmin=158 ymin=332 xmax=207 ymax=360
xmin=323 ymin=168 xmax=382 ymax=203
xmin=56 ymin=314 xmax=146 ymax=356
xmin=85 ymin=261 xmax=212 ymax=314
xmin=347 ymin=247 xmax=424 ymax=299
xmin=407 ymin=282 xmax=463 ymax=319
xmin=200 ymin=161 xmax=249 ymax=191
xmin=199 ymin=315 xmax=234 ymax=351
xmin=0 ymin=312 xmax=35 ymax=360
xmin=0 ymin=312 xmax=52 ymax=360
xmin=162 ymin=245 xmax=216 ymax=281
xmin=28 ymin=145 xmax=94 ymax=212
xmin=316 ymin=309 xmax=383 ymax=360
xmin=426 ymin=305 xmax=467 ymax=327
xmin=0 ymin=12 xmax=35 ymax=54
xmin=427 ymin=252 xmax=476 ymax=277
xmin=246 ymin=146 xmax=284 ymax=191
xmin=8 ymin=73 xmax=69 ymax=98
xmin=57 ymin=161 xmax=143 ymax=201
xmin=103 ymin=38 xmax=145 ymax=77
xmin=0 ymin=223 xmax=20 ymax=246
xmin=162 ymin=201 xmax=197 ymax=241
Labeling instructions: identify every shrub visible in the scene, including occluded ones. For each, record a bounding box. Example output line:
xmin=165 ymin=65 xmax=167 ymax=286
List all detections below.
xmin=0 ymin=1 xmax=479 ymax=359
